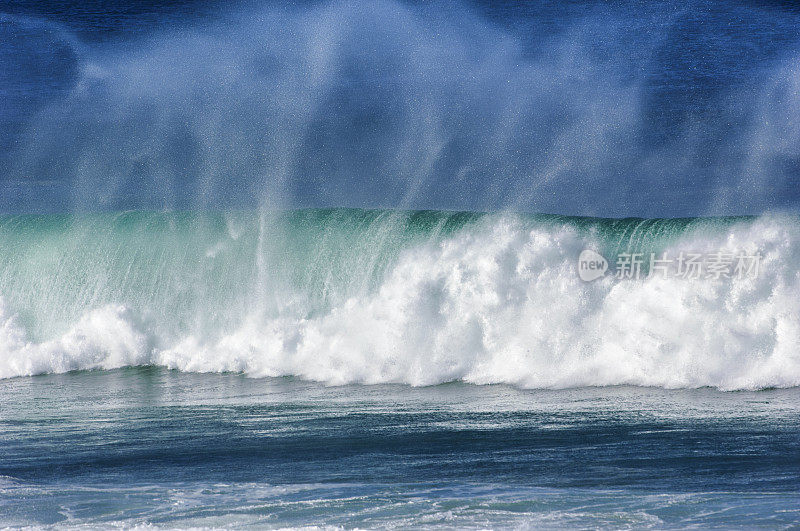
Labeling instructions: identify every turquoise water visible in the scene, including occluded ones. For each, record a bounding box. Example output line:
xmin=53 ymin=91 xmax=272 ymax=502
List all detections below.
xmin=0 ymin=208 xmax=750 ymax=342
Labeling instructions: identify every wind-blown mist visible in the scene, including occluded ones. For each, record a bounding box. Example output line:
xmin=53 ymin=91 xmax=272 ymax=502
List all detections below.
xmin=2 ymin=0 xmax=800 ymax=215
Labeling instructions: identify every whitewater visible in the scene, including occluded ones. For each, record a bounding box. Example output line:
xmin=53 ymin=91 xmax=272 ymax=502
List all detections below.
xmin=1 ymin=209 xmax=797 ymax=390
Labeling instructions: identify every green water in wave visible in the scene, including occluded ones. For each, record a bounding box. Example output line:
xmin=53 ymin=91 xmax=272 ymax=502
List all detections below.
xmin=0 ymin=208 xmax=753 ymax=342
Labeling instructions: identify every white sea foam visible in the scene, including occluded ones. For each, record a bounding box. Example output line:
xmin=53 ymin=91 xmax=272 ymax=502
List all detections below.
xmin=1 ymin=213 xmax=798 ymax=390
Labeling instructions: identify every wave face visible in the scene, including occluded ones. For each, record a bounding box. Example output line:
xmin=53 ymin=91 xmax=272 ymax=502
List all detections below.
xmin=0 ymin=209 xmax=798 ymax=390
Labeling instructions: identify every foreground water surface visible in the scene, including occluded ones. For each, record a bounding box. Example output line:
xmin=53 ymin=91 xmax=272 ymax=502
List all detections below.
xmin=1 ymin=368 xmax=798 ymax=528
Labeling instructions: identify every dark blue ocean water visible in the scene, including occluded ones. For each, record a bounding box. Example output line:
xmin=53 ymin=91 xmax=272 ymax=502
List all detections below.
xmin=1 ymin=368 xmax=799 ymax=527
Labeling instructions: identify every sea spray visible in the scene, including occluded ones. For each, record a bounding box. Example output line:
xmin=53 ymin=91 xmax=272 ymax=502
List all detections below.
xmin=0 ymin=209 xmax=797 ymax=390
xmin=5 ymin=0 xmax=800 ymax=216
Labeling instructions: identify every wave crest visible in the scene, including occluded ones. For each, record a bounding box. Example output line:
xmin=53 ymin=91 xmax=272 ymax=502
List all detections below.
xmin=1 ymin=211 xmax=798 ymax=390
